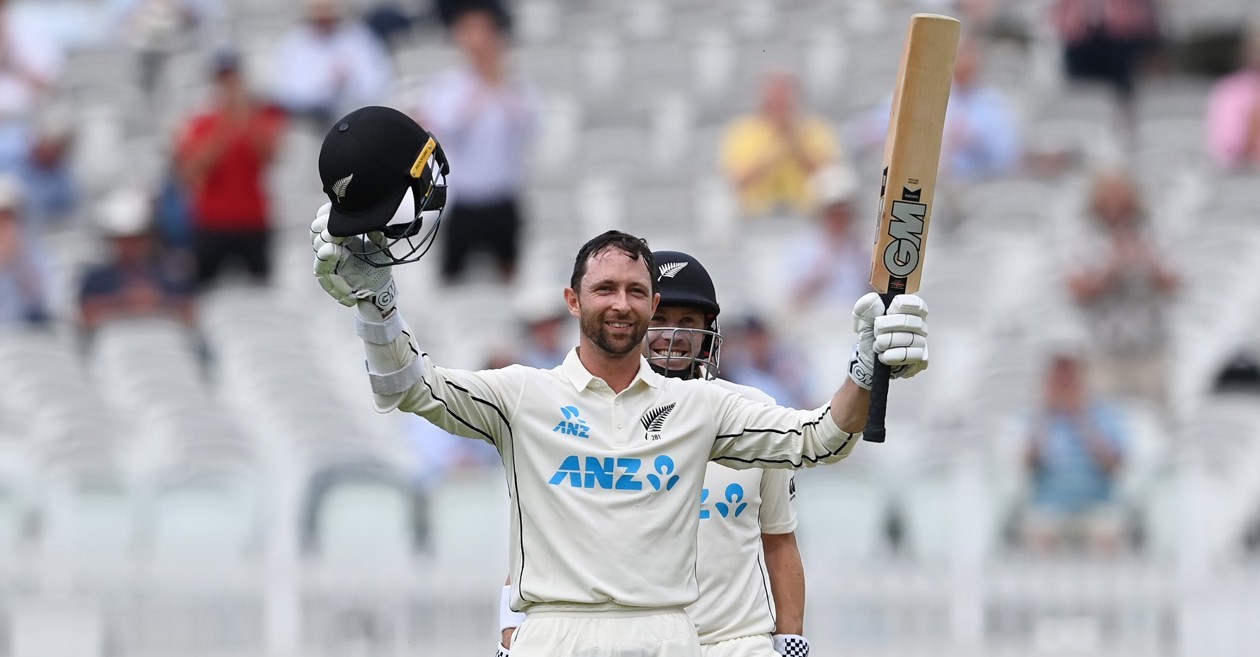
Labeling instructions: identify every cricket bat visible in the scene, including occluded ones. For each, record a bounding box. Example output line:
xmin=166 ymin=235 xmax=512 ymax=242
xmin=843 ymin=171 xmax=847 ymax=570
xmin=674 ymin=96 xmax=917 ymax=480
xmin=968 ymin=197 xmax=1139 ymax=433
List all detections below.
xmin=863 ymin=14 xmax=960 ymax=443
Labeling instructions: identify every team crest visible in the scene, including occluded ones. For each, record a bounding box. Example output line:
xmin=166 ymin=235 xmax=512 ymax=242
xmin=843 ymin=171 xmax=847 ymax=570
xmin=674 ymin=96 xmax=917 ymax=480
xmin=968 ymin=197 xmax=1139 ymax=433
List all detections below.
xmin=640 ymin=403 xmax=676 ymax=441
xmin=657 ymin=262 xmax=688 ymax=280
xmin=332 ymin=174 xmax=354 ymax=201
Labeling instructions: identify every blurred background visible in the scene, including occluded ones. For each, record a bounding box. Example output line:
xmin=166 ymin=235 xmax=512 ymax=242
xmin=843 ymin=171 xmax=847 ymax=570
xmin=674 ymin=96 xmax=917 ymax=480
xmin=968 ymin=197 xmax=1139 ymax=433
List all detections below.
xmin=1 ymin=0 xmax=1260 ymax=655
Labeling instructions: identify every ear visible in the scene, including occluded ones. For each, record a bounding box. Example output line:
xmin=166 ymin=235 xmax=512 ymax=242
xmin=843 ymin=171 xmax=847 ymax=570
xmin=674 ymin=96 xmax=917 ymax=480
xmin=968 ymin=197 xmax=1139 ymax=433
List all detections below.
xmin=564 ymin=287 xmax=580 ymax=317
xmin=651 ymin=292 xmax=660 ymax=317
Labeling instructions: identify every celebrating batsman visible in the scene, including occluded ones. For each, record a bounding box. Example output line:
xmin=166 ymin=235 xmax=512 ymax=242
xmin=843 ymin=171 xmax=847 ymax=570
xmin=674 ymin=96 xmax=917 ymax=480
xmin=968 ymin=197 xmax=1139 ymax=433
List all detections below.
xmin=309 ymin=106 xmax=930 ymax=657
xmin=501 ymin=250 xmax=814 ymax=657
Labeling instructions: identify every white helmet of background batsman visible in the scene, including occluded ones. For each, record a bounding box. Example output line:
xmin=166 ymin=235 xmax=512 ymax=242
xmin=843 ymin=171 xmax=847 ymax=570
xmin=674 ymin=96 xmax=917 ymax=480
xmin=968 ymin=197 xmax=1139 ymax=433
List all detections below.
xmin=318 ymin=105 xmax=450 ymax=265
xmin=649 ymin=250 xmax=722 ymax=380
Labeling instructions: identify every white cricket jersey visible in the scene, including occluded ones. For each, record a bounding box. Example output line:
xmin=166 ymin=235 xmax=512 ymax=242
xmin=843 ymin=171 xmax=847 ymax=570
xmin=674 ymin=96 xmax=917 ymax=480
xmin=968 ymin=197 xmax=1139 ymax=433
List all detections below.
xmin=688 ymin=380 xmax=798 ymax=645
xmin=382 ymin=339 xmax=857 ymax=613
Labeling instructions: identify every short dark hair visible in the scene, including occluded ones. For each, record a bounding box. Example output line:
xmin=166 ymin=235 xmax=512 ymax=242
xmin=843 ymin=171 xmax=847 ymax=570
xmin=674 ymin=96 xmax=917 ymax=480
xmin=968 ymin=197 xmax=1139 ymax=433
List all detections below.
xmin=570 ymin=230 xmax=656 ymax=293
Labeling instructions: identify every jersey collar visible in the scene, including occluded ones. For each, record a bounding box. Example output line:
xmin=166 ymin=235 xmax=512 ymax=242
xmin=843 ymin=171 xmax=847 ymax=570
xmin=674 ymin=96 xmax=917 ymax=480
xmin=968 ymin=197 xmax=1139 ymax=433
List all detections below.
xmin=561 ymin=348 xmax=663 ymax=393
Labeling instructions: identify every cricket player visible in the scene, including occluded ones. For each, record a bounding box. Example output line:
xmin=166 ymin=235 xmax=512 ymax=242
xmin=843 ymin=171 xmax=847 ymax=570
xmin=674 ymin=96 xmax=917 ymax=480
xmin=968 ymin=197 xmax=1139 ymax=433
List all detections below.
xmin=498 ymin=250 xmax=812 ymax=657
xmin=310 ymin=106 xmax=930 ymax=657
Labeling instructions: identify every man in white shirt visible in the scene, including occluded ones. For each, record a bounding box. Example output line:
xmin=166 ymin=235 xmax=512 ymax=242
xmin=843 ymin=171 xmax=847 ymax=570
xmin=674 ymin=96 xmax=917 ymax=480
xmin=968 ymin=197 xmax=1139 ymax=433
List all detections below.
xmin=410 ymin=4 xmax=537 ymax=284
xmin=499 ymin=250 xmax=812 ymax=657
xmin=310 ymin=106 xmax=930 ymax=657
xmin=270 ymin=0 xmax=393 ymax=129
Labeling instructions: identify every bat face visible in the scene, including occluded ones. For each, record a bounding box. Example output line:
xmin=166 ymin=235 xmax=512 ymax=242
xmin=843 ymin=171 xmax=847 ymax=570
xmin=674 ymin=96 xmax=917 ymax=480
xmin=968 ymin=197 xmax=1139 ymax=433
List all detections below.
xmin=869 ymin=14 xmax=961 ymax=297
xmin=863 ymin=13 xmax=959 ymax=444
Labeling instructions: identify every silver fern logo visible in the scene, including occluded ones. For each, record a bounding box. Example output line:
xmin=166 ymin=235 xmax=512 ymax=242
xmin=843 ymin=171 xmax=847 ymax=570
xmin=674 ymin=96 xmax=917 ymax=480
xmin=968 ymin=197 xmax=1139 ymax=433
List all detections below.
xmin=332 ymin=174 xmax=354 ymax=201
xmin=658 ymin=262 xmax=688 ymax=280
xmin=640 ymin=403 xmax=676 ymax=441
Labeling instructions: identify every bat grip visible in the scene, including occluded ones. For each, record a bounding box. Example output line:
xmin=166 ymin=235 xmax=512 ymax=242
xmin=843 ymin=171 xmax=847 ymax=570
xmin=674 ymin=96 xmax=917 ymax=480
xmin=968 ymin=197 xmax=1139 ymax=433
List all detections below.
xmin=863 ymin=292 xmax=898 ymax=443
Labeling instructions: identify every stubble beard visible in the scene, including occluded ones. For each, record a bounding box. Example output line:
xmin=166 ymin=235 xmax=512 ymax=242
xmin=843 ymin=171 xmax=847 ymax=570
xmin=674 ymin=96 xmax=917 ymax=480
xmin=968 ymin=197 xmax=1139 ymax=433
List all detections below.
xmin=582 ymin=311 xmax=647 ymax=357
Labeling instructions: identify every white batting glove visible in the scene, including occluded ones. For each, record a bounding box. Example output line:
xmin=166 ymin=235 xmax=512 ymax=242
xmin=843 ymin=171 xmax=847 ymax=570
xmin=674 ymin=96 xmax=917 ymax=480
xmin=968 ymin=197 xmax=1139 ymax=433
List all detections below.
xmin=495 ymin=644 xmax=510 ymax=657
xmin=773 ymin=633 xmax=810 ymax=657
xmin=311 ymin=203 xmax=398 ymax=316
xmin=848 ymin=292 xmax=929 ymax=389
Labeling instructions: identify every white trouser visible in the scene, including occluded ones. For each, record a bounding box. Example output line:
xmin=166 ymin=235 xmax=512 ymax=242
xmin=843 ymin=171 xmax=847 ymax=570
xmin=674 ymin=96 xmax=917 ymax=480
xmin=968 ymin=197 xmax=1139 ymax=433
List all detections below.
xmin=511 ymin=605 xmax=702 ymax=657
xmin=701 ymin=634 xmax=777 ymax=657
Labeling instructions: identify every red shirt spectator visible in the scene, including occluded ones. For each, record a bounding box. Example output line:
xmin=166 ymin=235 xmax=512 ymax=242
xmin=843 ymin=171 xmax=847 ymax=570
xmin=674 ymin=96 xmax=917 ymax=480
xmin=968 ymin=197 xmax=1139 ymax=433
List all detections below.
xmin=174 ymin=49 xmax=285 ymax=286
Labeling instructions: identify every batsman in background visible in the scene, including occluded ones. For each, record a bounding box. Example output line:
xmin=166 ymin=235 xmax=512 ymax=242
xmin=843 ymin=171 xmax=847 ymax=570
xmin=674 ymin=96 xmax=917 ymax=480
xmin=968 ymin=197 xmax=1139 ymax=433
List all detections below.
xmin=310 ymin=106 xmax=930 ymax=657
xmin=500 ymin=251 xmax=810 ymax=657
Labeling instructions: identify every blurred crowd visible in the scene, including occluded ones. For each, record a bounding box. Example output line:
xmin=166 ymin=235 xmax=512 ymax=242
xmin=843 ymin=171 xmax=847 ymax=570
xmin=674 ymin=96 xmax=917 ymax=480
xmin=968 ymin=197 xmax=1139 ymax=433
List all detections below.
xmin=1 ymin=0 xmax=1259 ymax=568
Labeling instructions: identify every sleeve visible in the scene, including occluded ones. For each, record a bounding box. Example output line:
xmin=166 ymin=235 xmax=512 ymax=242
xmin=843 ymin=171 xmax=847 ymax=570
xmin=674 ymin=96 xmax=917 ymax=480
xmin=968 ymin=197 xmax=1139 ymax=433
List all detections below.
xmin=718 ymin=119 xmax=753 ymax=180
xmin=345 ymin=28 xmax=394 ymax=105
xmin=362 ymin=311 xmax=524 ymax=449
xmin=1206 ymin=79 xmax=1250 ymax=168
xmin=758 ymin=469 xmax=798 ymax=535
xmin=417 ymin=73 xmax=464 ymax=140
xmin=78 ymin=267 xmax=115 ymax=301
xmin=707 ymin=386 xmax=860 ymax=470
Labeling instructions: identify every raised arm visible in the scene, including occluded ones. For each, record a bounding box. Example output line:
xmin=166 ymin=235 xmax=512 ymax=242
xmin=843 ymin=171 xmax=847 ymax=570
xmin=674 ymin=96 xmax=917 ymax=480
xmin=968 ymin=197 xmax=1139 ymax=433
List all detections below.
xmin=310 ymin=203 xmax=518 ymax=443
xmin=709 ymin=292 xmax=929 ymax=468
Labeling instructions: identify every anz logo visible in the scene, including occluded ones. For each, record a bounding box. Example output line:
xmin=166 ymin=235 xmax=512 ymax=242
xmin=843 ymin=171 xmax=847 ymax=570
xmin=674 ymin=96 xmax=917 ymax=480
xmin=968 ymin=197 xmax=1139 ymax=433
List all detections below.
xmin=699 ymin=483 xmax=748 ymax=520
xmin=549 ymin=454 xmax=681 ymax=491
xmin=552 ymin=405 xmax=590 ymax=439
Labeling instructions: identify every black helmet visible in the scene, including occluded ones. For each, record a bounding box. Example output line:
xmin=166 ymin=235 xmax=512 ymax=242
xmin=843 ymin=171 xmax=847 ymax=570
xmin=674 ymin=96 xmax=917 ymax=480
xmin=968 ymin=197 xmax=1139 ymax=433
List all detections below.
xmin=318 ymin=106 xmax=451 ymax=266
xmin=648 ymin=250 xmax=722 ymax=380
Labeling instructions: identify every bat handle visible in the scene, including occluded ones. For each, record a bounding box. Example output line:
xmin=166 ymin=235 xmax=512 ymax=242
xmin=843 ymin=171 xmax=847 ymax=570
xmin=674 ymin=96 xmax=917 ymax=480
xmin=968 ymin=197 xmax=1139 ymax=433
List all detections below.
xmin=862 ymin=292 xmax=898 ymax=443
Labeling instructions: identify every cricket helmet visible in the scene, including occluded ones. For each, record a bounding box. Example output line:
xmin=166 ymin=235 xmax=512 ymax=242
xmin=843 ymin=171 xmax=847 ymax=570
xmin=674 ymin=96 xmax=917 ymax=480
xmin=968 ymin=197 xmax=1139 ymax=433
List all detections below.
xmin=648 ymin=250 xmax=722 ymax=380
xmin=318 ymin=105 xmax=450 ymax=266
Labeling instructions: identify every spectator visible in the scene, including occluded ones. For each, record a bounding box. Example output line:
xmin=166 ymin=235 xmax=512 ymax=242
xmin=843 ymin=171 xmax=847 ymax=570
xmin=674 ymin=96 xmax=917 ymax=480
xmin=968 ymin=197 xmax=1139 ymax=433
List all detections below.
xmin=1206 ymin=24 xmax=1260 ymax=170
xmin=1019 ymin=353 xmax=1128 ymax=556
xmin=517 ymin=309 xmax=568 ymax=369
xmin=1049 ymin=0 xmax=1160 ymax=104
xmin=851 ymin=38 xmax=1020 ymax=183
xmin=110 ymin=0 xmax=224 ymax=95
xmin=175 ymin=48 xmax=285 ymax=289
xmin=720 ymin=71 xmax=841 ymax=219
xmin=78 ymin=188 xmax=195 ymax=333
xmin=940 ymin=38 xmax=1022 ymax=181
xmin=1066 ymin=168 xmax=1178 ymax=411
xmin=787 ymin=163 xmax=871 ymax=313
xmin=720 ymin=316 xmax=814 ymax=410
xmin=0 ymin=0 xmax=62 ymax=117
xmin=0 ymin=175 xmax=52 ymax=326
xmin=18 ymin=108 xmax=79 ymax=228
xmin=271 ymin=0 xmax=394 ymax=131
xmin=411 ymin=4 xmax=537 ymax=285
xmin=0 ymin=0 xmax=62 ymax=172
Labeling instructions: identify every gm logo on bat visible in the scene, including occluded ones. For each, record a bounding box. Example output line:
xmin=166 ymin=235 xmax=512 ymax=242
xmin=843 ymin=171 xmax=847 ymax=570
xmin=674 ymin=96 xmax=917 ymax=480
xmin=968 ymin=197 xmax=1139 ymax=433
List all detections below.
xmin=883 ymin=197 xmax=927 ymax=277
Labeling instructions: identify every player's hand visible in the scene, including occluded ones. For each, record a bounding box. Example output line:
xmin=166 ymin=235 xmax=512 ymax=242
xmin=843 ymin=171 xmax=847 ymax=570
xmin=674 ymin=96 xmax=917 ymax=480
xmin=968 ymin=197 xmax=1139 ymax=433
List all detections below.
xmin=849 ymin=292 xmax=929 ymax=389
xmin=311 ymin=203 xmax=398 ymax=316
xmin=773 ymin=633 xmax=810 ymax=656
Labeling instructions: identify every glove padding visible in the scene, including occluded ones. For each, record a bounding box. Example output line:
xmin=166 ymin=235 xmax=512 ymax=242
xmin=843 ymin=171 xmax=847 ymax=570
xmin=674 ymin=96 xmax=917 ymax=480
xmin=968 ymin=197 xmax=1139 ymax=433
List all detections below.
xmin=773 ymin=633 xmax=810 ymax=657
xmin=849 ymin=292 xmax=929 ymax=390
xmin=311 ymin=203 xmax=398 ymax=314
xmin=495 ymin=644 xmax=510 ymax=657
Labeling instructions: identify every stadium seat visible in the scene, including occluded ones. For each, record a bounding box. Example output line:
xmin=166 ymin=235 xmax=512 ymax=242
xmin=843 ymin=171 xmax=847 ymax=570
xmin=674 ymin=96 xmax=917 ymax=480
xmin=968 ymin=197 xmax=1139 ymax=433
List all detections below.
xmin=143 ymin=466 xmax=263 ymax=566
xmin=36 ymin=466 xmax=139 ymax=573
xmin=426 ymin=469 xmax=510 ymax=581
xmin=792 ymin=466 xmax=890 ymax=568
xmin=311 ymin=473 xmax=418 ymax=573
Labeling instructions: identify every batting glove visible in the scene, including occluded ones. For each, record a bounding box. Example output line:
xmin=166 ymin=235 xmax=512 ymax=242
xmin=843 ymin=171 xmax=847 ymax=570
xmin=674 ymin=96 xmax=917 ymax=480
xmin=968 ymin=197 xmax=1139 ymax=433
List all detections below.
xmin=849 ymin=292 xmax=929 ymax=389
xmin=495 ymin=644 xmax=510 ymax=657
xmin=773 ymin=633 xmax=810 ymax=657
xmin=311 ymin=203 xmax=398 ymax=317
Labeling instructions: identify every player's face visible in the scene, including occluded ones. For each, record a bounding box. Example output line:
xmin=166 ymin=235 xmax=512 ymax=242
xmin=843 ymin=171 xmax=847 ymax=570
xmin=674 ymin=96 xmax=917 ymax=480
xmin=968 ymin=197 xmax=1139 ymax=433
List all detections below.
xmin=646 ymin=306 xmax=707 ymax=372
xmin=569 ymin=249 xmax=656 ymax=358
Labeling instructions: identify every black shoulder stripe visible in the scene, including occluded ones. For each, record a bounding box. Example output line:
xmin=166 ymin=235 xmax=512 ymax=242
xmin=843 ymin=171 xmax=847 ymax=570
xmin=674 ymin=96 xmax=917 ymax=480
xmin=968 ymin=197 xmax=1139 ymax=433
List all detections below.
xmin=415 ymin=352 xmax=511 ymax=447
xmin=712 ymin=406 xmax=856 ymax=468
